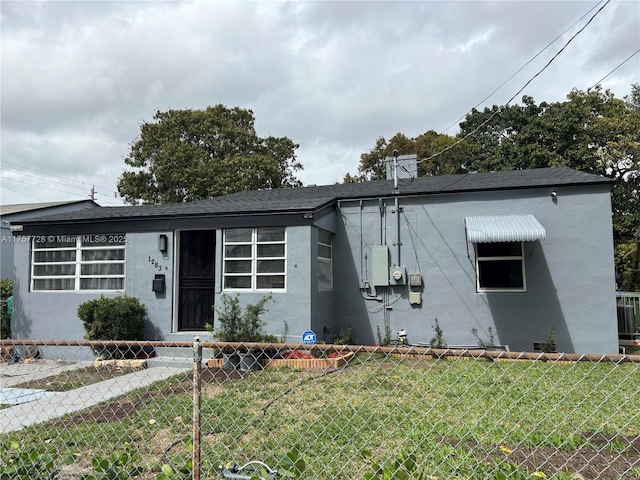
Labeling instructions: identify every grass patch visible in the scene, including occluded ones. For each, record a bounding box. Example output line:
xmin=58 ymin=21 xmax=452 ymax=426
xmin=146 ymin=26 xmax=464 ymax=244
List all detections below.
xmin=1 ymin=356 xmax=638 ymax=479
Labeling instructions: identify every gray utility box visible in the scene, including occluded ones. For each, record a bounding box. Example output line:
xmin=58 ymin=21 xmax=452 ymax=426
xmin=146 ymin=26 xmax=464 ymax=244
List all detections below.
xmin=372 ymin=246 xmax=390 ymax=286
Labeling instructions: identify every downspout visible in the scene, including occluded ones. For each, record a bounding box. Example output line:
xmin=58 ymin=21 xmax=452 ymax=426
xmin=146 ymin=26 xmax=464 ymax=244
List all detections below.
xmin=359 ymin=200 xmax=364 ymax=280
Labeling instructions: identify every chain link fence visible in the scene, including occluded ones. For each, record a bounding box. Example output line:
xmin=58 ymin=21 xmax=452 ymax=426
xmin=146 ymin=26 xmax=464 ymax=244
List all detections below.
xmin=1 ymin=339 xmax=639 ymax=479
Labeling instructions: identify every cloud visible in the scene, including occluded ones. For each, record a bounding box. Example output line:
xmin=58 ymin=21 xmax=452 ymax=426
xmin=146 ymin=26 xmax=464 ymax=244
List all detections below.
xmin=1 ymin=0 xmax=638 ymax=205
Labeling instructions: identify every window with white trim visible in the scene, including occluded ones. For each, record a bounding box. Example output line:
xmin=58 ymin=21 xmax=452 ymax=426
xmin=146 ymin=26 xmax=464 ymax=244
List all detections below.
xmin=317 ymin=229 xmax=332 ymax=290
xmin=475 ymin=242 xmax=525 ymax=292
xmin=31 ymin=235 xmax=126 ymax=292
xmin=223 ymin=227 xmax=286 ymax=291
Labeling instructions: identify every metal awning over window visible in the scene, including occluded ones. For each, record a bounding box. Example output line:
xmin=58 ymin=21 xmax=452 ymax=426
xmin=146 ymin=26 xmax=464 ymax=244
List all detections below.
xmin=465 ymin=214 xmax=546 ymax=243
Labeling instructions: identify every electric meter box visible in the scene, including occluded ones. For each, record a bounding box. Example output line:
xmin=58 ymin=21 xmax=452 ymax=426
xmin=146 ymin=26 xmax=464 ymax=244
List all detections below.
xmin=389 ymin=266 xmax=407 ymax=285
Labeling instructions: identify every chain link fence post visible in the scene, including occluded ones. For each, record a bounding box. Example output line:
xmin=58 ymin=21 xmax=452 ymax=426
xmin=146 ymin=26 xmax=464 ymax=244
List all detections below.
xmin=193 ymin=337 xmax=202 ymax=480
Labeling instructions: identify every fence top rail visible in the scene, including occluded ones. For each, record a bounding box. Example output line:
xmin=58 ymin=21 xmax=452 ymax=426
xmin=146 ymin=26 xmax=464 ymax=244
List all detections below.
xmin=2 ymin=339 xmax=640 ymax=363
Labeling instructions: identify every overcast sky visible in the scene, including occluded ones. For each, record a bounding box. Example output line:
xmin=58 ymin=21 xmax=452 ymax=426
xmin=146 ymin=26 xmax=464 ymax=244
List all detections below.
xmin=1 ymin=0 xmax=638 ymax=206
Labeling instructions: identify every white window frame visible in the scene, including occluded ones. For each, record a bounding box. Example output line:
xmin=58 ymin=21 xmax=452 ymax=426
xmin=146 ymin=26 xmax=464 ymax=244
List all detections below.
xmin=31 ymin=235 xmax=126 ymax=292
xmin=223 ymin=227 xmax=286 ymax=291
xmin=475 ymin=241 xmax=526 ymax=293
xmin=317 ymin=229 xmax=333 ymax=290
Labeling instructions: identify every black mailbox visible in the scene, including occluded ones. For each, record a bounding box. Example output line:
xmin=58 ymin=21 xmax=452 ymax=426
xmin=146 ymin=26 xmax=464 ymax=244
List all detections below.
xmin=152 ymin=274 xmax=165 ymax=293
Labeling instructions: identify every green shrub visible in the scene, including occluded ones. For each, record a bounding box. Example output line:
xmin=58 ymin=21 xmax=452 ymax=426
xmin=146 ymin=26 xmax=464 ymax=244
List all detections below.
xmin=77 ymin=295 xmax=147 ymax=359
xmin=0 ymin=279 xmax=12 ymax=339
xmin=206 ymin=293 xmax=272 ymax=343
xmin=539 ymin=326 xmax=557 ymax=353
xmin=332 ymin=322 xmax=356 ymax=345
xmin=429 ymin=318 xmax=447 ymax=349
xmin=472 ymin=326 xmax=496 ymax=350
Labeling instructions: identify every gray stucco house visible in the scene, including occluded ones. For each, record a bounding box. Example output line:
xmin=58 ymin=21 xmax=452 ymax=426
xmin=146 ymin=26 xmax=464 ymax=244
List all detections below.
xmin=9 ymin=166 xmax=619 ymax=354
xmin=1 ymin=200 xmax=99 ymax=281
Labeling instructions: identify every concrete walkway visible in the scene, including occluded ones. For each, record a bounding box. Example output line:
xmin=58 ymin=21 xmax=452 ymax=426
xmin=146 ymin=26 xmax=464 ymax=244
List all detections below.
xmin=1 ymin=362 xmax=190 ymax=433
xmin=0 ymin=359 xmax=93 ymax=388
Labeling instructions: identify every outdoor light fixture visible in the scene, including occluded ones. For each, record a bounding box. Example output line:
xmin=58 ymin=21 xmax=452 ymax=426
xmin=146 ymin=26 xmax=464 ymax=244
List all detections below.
xmin=158 ymin=234 xmax=168 ymax=253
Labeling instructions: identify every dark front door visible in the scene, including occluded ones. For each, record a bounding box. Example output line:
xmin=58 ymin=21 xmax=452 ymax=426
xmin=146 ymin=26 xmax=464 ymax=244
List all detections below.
xmin=178 ymin=230 xmax=215 ymax=331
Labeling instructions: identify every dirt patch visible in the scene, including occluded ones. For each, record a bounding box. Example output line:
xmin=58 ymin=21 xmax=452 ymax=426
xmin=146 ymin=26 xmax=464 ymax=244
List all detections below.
xmin=451 ymin=434 xmax=640 ymax=480
xmin=51 ymin=368 xmax=247 ymax=427
xmin=9 ymin=364 xmax=141 ymax=392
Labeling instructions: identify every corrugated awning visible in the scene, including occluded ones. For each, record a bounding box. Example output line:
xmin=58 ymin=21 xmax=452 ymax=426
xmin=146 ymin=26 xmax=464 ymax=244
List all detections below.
xmin=465 ymin=214 xmax=546 ymax=243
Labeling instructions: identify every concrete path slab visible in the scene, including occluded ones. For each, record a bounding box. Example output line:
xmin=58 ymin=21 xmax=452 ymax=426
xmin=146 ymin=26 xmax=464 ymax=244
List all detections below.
xmin=0 ymin=365 xmax=190 ymax=433
xmin=0 ymin=387 xmax=56 ymax=405
xmin=1 ymin=359 xmax=93 ymax=387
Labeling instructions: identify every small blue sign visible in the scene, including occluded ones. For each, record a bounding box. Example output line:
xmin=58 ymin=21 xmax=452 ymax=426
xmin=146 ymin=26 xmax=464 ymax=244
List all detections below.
xmin=302 ymin=330 xmax=317 ymax=345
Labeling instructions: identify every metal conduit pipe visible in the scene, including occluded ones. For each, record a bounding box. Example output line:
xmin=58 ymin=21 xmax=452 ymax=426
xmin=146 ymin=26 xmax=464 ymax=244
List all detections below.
xmin=395 ymin=197 xmax=401 ymax=266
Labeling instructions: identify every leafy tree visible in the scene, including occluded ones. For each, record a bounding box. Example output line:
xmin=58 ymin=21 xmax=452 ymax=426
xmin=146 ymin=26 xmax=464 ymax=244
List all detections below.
xmin=117 ymin=105 xmax=302 ymax=204
xmin=345 ymin=131 xmax=469 ymax=182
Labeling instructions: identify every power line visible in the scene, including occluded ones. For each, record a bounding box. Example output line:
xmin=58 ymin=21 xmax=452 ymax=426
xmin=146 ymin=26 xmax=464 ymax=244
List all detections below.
xmin=589 ymin=48 xmax=640 ymax=90
xmin=442 ymin=0 xmax=608 ymax=134
xmin=0 ymin=182 xmax=47 ymax=203
xmin=0 ymin=160 xmax=120 ymax=198
xmin=416 ymin=0 xmax=612 ymax=169
xmin=503 ymin=0 xmax=611 ymax=107
xmin=2 ymin=168 xmax=94 ymax=196
xmin=1 ymin=175 xmax=93 ymax=199
xmin=1 ymin=175 xmax=125 ymax=206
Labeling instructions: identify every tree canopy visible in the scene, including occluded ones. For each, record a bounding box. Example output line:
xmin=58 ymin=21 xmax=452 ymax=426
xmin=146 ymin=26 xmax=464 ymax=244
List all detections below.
xmin=350 ymin=84 xmax=640 ymax=290
xmin=117 ymin=105 xmax=302 ymax=204
xmin=344 ymin=130 xmax=472 ymax=183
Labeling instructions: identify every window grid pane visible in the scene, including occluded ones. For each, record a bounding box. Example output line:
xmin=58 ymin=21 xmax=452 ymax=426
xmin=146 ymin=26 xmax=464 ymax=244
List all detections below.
xmin=256 ymin=275 xmax=285 ymax=290
xmin=223 ymin=228 xmax=286 ymax=291
xmin=318 ymin=260 xmax=332 ymax=290
xmin=32 ymin=236 xmax=126 ymax=292
xmin=317 ymin=230 xmax=333 ymax=290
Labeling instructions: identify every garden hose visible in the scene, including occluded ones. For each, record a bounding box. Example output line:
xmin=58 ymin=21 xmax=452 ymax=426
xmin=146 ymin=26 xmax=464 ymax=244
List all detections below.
xmin=219 ymin=461 xmax=278 ymax=479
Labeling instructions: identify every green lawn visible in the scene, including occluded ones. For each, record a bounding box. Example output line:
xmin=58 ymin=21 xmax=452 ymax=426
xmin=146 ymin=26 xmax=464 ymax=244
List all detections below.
xmin=2 ymin=355 xmax=639 ymax=479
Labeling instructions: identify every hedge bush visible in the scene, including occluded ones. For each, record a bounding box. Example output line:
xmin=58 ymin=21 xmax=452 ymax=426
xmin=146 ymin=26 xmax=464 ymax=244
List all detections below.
xmin=77 ymin=295 xmax=147 ymax=359
xmin=0 ymin=279 xmax=12 ymax=339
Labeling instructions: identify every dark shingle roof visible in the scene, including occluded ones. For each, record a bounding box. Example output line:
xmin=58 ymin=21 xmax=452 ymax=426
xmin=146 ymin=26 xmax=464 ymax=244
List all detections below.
xmin=18 ymin=167 xmax=612 ymax=225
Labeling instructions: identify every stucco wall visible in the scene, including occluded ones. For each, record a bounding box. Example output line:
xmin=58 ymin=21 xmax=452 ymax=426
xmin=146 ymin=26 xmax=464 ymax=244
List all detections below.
xmin=11 ymin=226 xmax=319 ymax=344
xmin=11 ymin=184 xmax=618 ymax=354
xmin=124 ymin=232 xmax=174 ymax=340
xmin=11 ymin=231 xmax=174 ymax=342
xmin=333 ymin=184 xmax=618 ymax=354
xmin=1 ymin=224 xmax=17 ymax=280
xmin=210 ymin=225 xmax=315 ymax=343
